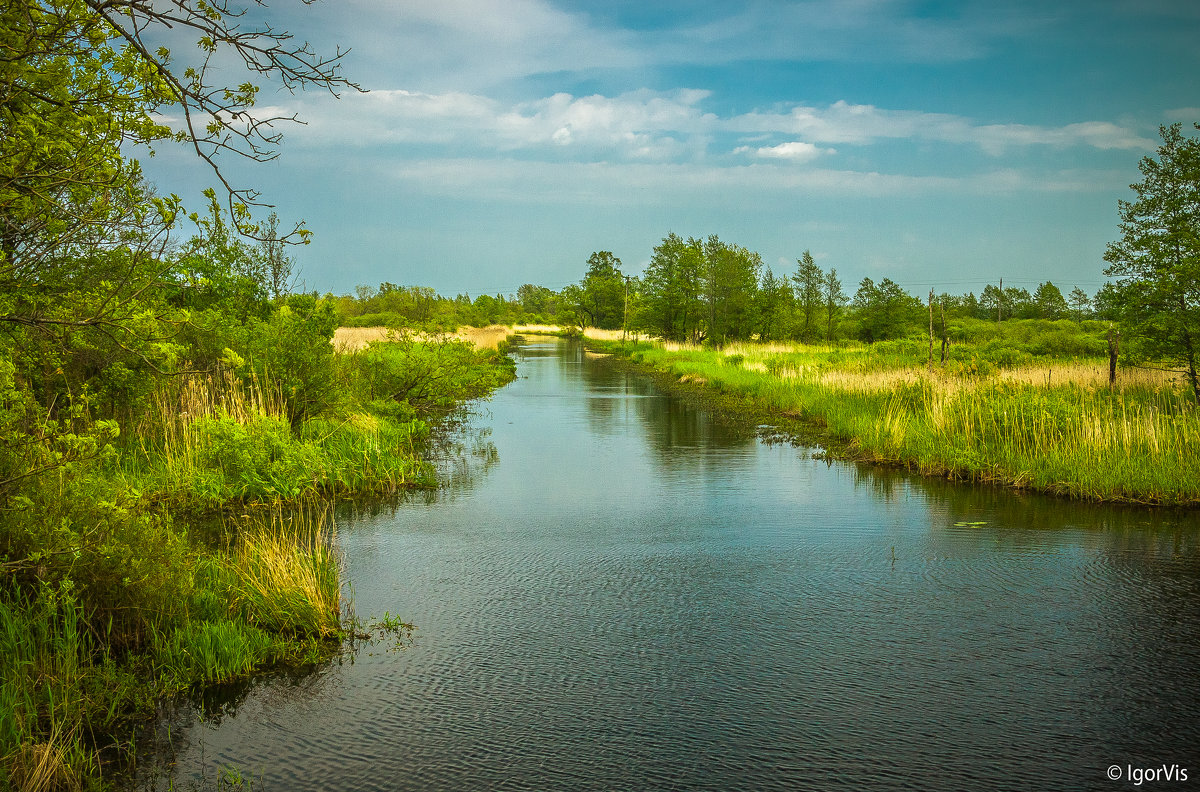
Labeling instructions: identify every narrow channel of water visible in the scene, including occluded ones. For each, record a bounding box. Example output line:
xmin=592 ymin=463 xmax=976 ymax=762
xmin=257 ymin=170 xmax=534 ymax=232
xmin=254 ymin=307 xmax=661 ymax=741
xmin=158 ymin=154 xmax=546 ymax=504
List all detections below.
xmin=140 ymin=337 xmax=1200 ymax=791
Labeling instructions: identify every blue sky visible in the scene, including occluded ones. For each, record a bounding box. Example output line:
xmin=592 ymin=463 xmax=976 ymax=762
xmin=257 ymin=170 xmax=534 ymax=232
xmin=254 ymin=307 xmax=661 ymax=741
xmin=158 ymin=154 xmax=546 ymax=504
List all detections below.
xmin=140 ymin=0 xmax=1200 ymax=299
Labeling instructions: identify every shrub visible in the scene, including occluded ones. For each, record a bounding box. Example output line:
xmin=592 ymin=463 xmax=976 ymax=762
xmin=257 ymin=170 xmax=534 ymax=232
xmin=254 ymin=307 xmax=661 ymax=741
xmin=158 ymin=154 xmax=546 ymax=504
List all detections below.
xmin=195 ymin=415 xmax=326 ymax=500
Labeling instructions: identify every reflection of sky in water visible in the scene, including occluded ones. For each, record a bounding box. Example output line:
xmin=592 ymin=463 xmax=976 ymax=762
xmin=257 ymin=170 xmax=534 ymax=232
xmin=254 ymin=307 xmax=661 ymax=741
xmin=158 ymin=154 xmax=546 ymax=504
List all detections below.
xmin=139 ymin=337 xmax=1200 ymax=792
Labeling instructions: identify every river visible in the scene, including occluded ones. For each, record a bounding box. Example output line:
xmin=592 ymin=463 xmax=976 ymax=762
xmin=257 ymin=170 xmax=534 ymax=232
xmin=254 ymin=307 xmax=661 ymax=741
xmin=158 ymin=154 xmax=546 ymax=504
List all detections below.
xmin=139 ymin=336 xmax=1200 ymax=791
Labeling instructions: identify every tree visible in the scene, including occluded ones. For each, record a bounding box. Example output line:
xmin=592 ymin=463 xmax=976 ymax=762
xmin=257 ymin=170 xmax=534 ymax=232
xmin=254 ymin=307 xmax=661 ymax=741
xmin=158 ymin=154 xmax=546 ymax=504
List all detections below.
xmin=640 ymin=233 xmax=705 ymax=342
xmin=516 ymin=284 xmax=560 ymax=318
xmin=261 ymin=213 xmax=297 ymax=300
xmin=702 ymin=236 xmax=760 ymax=344
xmin=2 ymin=0 xmax=354 ymax=265
xmin=756 ymin=267 xmax=793 ymax=341
xmin=792 ymin=251 xmax=823 ymax=340
xmin=823 ymin=268 xmax=846 ymax=342
xmin=1033 ymin=281 xmax=1069 ymax=320
xmin=572 ymin=251 xmax=625 ymax=329
xmin=1091 ymin=282 xmax=1123 ymax=321
xmin=852 ymin=277 xmax=919 ymax=343
xmin=0 ymin=0 xmax=356 ymax=500
xmin=1104 ymin=122 xmax=1200 ymax=404
xmin=979 ymin=284 xmax=1003 ymax=321
xmin=1067 ymin=286 xmax=1092 ymax=320
xmin=1003 ymin=286 xmax=1035 ymax=319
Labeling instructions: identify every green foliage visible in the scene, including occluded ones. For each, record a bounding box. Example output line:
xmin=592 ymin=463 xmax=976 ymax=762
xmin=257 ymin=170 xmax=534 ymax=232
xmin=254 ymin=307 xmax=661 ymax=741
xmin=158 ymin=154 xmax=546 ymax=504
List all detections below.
xmin=1033 ymin=281 xmax=1070 ymax=320
xmin=852 ymin=277 xmax=923 ymax=342
xmin=353 ymin=335 xmax=516 ymax=416
xmin=702 ymin=236 xmax=762 ymax=344
xmin=572 ymin=251 xmax=627 ymax=330
xmin=638 ymin=233 xmax=707 ymax=342
xmin=0 ymin=1 xmax=523 ymax=786
xmin=243 ymin=295 xmax=340 ymax=426
xmin=756 ymin=267 xmax=793 ymax=341
xmin=172 ymin=190 xmax=272 ymax=320
xmin=793 ymin=250 xmax=824 ymax=340
xmin=153 ymin=618 xmax=279 ymax=685
xmin=194 ymin=415 xmax=324 ymax=500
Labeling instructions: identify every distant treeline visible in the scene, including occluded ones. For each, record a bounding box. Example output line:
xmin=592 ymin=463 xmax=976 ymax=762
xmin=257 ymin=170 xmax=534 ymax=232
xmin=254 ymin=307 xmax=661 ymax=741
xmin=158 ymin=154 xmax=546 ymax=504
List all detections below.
xmin=336 ymin=235 xmax=1117 ymax=346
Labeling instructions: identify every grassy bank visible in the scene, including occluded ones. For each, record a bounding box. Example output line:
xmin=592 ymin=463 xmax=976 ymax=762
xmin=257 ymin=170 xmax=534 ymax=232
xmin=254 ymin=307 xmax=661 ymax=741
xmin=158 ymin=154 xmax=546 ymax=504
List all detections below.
xmin=0 ymin=334 xmax=515 ymax=790
xmin=592 ymin=336 xmax=1198 ymax=506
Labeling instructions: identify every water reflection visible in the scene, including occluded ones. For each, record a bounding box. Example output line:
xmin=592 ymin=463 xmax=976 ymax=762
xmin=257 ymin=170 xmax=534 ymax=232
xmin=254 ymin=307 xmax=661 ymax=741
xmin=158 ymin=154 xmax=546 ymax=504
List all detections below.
xmin=137 ymin=336 xmax=1200 ymax=792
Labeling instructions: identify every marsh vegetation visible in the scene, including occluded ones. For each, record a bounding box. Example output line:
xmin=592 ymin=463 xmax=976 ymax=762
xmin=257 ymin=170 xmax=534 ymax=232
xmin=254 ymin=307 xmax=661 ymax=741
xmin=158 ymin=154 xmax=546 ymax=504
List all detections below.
xmin=594 ymin=329 xmax=1198 ymax=505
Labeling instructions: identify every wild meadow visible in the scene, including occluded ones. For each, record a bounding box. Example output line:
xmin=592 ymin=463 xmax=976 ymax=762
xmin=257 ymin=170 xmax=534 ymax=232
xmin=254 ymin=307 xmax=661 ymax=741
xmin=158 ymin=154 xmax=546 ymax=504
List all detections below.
xmin=594 ymin=325 xmax=1199 ymax=506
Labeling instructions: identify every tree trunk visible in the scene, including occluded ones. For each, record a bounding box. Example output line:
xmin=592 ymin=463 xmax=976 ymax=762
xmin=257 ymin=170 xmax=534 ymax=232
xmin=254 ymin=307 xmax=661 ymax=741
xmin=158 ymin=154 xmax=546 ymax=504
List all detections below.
xmin=1181 ymin=316 xmax=1200 ymax=406
xmin=1107 ymin=327 xmax=1120 ymax=387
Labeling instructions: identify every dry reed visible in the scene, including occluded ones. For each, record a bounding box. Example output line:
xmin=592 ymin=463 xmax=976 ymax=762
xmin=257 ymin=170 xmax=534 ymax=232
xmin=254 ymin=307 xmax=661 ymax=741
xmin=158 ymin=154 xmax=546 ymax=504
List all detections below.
xmin=333 ymin=325 xmax=515 ymax=352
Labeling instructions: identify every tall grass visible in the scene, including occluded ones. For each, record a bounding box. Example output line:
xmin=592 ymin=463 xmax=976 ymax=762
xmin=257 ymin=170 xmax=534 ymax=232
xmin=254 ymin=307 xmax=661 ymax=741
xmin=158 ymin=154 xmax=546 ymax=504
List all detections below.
xmin=0 ymin=586 xmax=98 ymax=792
xmin=119 ymin=363 xmax=433 ymax=506
xmin=223 ymin=507 xmax=342 ymax=638
xmin=1 ymin=505 xmax=346 ymax=791
xmin=607 ymin=339 xmax=1200 ymax=506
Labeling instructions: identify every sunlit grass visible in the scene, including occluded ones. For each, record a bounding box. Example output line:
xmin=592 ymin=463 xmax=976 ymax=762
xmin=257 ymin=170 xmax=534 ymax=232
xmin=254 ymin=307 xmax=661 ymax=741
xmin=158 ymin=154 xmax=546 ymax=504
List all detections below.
xmin=336 ymin=323 xmax=656 ymax=352
xmin=224 ymin=508 xmax=342 ymax=638
xmin=609 ymin=338 xmax=1199 ymax=505
xmin=334 ymin=324 xmax=516 ymax=352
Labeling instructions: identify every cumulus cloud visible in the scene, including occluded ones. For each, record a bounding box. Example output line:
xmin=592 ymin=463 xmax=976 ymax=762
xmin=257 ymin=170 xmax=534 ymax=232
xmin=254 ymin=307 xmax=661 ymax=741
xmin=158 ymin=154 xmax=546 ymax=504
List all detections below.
xmin=725 ymin=101 xmax=1156 ymax=152
xmin=735 ymin=141 xmax=835 ymax=162
xmin=289 ymin=91 xmax=1150 ymax=163
xmin=291 ymin=88 xmax=716 ymax=160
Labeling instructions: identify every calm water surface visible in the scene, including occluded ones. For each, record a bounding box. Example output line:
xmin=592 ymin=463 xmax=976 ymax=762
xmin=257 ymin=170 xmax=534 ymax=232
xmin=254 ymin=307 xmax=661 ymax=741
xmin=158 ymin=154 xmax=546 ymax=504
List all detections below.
xmin=142 ymin=338 xmax=1200 ymax=791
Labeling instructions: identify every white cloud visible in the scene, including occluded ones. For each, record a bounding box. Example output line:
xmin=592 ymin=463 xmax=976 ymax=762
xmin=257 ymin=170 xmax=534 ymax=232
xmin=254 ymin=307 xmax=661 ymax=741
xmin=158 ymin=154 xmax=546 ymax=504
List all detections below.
xmin=972 ymin=121 xmax=1158 ymax=154
xmin=288 ymin=91 xmax=1151 ymax=163
xmin=725 ymin=101 xmax=1155 ymax=152
xmin=290 ymin=0 xmax=1065 ymax=96
xmin=735 ymin=141 xmax=834 ymax=162
xmin=290 ymin=88 xmax=716 ymax=160
xmin=1165 ymin=108 xmax=1200 ymax=122
xmin=381 ymin=158 xmax=1113 ymax=207
xmin=301 ymin=0 xmax=641 ymax=92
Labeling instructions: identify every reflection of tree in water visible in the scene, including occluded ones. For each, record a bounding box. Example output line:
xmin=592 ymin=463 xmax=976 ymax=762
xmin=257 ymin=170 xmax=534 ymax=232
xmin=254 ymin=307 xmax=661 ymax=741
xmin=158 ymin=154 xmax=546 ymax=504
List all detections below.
xmin=575 ymin=349 xmax=758 ymax=477
xmin=428 ymin=414 xmax=500 ymax=500
xmin=133 ymin=660 xmax=342 ymax=788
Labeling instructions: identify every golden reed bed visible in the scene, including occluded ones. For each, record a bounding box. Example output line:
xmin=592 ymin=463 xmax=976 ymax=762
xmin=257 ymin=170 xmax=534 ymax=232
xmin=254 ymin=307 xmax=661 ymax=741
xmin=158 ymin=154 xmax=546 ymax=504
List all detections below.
xmin=331 ymin=324 xmax=641 ymax=352
xmin=333 ymin=325 xmax=515 ymax=352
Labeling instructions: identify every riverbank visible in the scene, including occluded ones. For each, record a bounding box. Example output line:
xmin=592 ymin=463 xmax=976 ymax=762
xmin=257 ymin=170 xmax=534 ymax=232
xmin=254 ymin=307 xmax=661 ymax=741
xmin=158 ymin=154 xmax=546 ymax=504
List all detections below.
xmin=1 ymin=336 xmax=515 ymax=790
xmin=587 ymin=337 xmax=1199 ymax=507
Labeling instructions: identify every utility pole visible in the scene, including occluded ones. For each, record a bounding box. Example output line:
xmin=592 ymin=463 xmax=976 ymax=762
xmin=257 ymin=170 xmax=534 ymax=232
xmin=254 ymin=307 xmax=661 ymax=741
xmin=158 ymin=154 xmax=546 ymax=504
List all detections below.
xmin=928 ymin=288 xmax=934 ymax=367
xmin=997 ymin=277 xmax=1003 ymax=323
xmin=939 ymin=300 xmax=948 ymax=364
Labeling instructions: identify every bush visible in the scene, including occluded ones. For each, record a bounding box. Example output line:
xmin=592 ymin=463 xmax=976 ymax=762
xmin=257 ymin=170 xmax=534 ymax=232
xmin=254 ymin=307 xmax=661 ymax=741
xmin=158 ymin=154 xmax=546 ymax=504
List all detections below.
xmin=195 ymin=415 xmax=325 ymax=500
xmin=353 ymin=337 xmax=516 ymax=415
xmin=243 ymin=296 xmax=341 ymax=426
